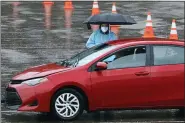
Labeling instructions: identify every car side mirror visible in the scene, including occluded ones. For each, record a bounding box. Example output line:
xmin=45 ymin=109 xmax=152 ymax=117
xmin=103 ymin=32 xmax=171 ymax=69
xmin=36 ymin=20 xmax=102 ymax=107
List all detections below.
xmin=96 ymin=62 xmax=107 ymax=70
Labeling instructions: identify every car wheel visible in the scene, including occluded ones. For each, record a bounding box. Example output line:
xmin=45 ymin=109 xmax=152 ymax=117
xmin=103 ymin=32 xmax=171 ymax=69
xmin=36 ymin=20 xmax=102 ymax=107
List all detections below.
xmin=51 ymin=88 xmax=84 ymax=121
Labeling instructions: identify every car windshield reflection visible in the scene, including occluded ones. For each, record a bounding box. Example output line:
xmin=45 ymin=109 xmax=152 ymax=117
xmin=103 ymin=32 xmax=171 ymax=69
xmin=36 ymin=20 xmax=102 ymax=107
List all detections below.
xmin=57 ymin=44 xmax=117 ymax=67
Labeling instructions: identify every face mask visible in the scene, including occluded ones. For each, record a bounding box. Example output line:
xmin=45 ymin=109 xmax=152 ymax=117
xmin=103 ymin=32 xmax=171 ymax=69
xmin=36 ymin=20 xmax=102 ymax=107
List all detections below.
xmin=101 ymin=26 xmax=108 ymax=33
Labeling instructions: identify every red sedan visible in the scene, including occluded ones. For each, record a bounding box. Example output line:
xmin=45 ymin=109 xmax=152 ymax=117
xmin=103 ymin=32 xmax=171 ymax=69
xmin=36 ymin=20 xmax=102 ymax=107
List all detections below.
xmin=6 ymin=38 xmax=184 ymax=121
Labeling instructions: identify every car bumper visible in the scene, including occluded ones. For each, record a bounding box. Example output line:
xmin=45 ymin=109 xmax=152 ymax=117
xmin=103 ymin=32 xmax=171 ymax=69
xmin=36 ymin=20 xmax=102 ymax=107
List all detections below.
xmin=5 ymin=79 xmax=54 ymax=112
xmin=6 ymin=87 xmax=22 ymax=110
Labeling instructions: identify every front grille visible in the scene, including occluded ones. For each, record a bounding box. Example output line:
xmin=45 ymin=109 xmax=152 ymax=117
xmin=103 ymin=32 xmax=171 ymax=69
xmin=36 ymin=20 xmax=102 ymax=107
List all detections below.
xmin=6 ymin=87 xmax=16 ymax=92
xmin=10 ymin=80 xmax=23 ymax=84
xmin=6 ymin=87 xmax=22 ymax=106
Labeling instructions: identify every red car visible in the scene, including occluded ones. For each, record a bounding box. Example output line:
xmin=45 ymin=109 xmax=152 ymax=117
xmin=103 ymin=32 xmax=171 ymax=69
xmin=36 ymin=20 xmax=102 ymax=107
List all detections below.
xmin=6 ymin=38 xmax=184 ymax=121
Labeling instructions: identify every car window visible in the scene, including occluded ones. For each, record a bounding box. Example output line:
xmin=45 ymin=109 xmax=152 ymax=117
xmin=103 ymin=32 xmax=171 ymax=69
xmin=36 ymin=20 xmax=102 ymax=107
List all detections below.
xmin=153 ymin=45 xmax=184 ymax=65
xmin=101 ymin=46 xmax=146 ymax=69
xmin=76 ymin=45 xmax=118 ymax=67
xmin=58 ymin=43 xmax=116 ymax=67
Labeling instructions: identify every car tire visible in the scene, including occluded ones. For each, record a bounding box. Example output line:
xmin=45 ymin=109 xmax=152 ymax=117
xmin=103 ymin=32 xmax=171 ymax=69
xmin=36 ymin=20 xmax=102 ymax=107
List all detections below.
xmin=51 ymin=88 xmax=85 ymax=121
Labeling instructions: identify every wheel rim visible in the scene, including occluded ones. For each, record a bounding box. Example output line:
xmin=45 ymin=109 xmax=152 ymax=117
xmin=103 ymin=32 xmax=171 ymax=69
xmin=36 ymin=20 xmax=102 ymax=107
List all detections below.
xmin=55 ymin=93 xmax=80 ymax=118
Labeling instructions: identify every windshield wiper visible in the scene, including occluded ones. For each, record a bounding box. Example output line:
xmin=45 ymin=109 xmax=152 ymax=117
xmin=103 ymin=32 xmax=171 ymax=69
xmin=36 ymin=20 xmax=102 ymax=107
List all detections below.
xmin=64 ymin=59 xmax=70 ymax=67
xmin=72 ymin=56 xmax=79 ymax=67
xmin=56 ymin=59 xmax=69 ymax=67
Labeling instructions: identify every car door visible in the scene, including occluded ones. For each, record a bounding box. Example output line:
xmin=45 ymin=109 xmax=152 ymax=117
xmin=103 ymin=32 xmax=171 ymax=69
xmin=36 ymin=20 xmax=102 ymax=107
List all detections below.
xmin=149 ymin=45 xmax=184 ymax=107
xmin=90 ymin=45 xmax=152 ymax=109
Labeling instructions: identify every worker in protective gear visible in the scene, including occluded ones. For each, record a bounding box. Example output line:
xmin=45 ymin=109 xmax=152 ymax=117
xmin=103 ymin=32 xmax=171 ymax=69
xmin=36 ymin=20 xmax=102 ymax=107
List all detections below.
xmin=86 ymin=24 xmax=117 ymax=48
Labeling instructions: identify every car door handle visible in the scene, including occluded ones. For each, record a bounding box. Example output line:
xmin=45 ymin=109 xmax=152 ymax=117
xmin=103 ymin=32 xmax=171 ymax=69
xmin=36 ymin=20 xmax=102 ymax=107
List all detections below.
xmin=135 ymin=71 xmax=149 ymax=76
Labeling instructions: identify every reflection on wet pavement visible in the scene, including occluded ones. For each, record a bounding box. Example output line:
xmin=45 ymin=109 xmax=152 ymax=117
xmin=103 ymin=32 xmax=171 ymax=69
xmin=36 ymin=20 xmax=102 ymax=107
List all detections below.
xmin=1 ymin=109 xmax=184 ymax=123
xmin=1 ymin=1 xmax=184 ymax=122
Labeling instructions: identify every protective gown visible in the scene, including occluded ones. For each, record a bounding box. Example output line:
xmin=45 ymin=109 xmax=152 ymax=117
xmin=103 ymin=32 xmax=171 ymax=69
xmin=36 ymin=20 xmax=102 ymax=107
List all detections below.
xmin=86 ymin=29 xmax=117 ymax=48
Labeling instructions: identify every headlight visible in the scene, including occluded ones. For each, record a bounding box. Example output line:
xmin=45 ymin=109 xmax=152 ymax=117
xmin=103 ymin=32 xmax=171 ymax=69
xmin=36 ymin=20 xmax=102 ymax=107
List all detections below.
xmin=22 ymin=78 xmax=48 ymax=86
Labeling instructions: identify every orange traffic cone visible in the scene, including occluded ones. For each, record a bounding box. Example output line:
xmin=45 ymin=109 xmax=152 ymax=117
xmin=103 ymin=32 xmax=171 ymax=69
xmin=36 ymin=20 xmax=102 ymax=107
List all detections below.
xmin=89 ymin=0 xmax=100 ymax=31
xmin=143 ymin=12 xmax=155 ymax=38
xmin=43 ymin=1 xmax=54 ymax=29
xmin=91 ymin=0 xmax=100 ymax=31
xmin=64 ymin=0 xmax=73 ymax=9
xmin=169 ymin=19 xmax=178 ymax=40
xmin=112 ymin=2 xmax=117 ymax=14
xmin=92 ymin=0 xmax=100 ymax=15
xmin=111 ymin=2 xmax=120 ymax=36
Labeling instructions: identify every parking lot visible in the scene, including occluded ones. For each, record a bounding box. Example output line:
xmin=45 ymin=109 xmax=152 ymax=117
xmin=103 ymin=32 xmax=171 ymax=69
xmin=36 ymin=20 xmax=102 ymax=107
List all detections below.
xmin=1 ymin=1 xmax=184 ymax=122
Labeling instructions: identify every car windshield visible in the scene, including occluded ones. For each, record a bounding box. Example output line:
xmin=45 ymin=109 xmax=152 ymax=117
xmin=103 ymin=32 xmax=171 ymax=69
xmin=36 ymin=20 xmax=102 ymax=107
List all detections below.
xmin=57 ymin=44 xmax=117 ymax=67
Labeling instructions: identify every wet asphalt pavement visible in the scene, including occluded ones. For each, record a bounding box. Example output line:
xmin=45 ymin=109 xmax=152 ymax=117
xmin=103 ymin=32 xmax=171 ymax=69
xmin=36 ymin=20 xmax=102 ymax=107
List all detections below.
xmin=1 ymin=109 xmax=184 ymax=123
xmin=1 ymin=1 xmax=185 ymax=123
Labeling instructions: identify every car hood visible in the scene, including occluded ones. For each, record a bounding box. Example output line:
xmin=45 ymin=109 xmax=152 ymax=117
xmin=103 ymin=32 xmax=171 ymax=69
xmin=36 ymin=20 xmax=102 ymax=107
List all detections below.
xmin=12 ymin=63 xmax=71 ymax=80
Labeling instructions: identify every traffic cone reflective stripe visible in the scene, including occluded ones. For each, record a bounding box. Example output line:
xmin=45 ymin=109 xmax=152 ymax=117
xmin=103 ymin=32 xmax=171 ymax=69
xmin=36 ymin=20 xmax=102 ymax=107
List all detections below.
xmin=170 ymin=30 xmax=177 ymax=34
xmin=64 ymin=0 xmax=73 ymax=9
xmin=146 ymin=22 xmax=152 ymax=26
xmin=92 ymin=0 xmax=100 ymax=15
xmin=143 ymin=12 xmax=155 ymax=38
xmin=147 ymin=13 xmax=152 ymax=21
xmin=169 ymin=19 xmax=178 ymax=40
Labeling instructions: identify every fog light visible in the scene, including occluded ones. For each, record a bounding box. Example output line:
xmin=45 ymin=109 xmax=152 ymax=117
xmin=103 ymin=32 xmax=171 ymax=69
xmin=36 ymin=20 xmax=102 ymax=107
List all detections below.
xmin=29 ymin=100 xmax=38 ymax=106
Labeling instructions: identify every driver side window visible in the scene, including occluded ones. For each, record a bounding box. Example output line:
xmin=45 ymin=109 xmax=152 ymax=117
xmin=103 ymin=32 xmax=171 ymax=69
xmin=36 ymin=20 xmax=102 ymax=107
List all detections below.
xmin=102 ymin=46 xmax=146 ymax=69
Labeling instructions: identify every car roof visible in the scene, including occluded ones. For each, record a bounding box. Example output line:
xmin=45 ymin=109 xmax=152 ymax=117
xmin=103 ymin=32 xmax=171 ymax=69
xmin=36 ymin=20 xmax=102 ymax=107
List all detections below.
xmin=107 ymin=37 xmax=184 ymax=46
